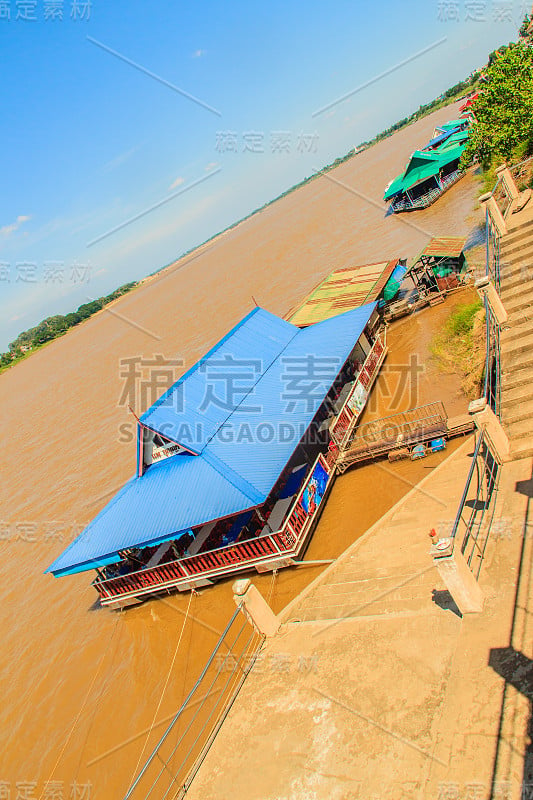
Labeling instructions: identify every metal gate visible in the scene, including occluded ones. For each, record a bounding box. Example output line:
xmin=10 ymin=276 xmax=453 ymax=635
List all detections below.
xmin=449 ymin=430 xmax=501 ymax=579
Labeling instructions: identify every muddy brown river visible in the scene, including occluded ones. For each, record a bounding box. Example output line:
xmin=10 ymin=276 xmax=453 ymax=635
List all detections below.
xmin=0 ymin=101 xmax=484 ymax=797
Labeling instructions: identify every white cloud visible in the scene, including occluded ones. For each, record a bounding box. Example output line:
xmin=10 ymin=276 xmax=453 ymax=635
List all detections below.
xmin=102 ymin=146 xmax=140 ymax=174
xmin=169 ymin=175 xmax=185 ymax=191
xmin=192 ymin=49 xmax=206 ymax=58
xmin=0 ymin=215 xmax=31 ymax=239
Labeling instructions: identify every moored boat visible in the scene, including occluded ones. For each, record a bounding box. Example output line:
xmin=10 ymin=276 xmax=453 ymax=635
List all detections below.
xmin=47 ymin=303 xmax=387 ymax=608
xmin=384 ymin=119 xmax=471 ymax=212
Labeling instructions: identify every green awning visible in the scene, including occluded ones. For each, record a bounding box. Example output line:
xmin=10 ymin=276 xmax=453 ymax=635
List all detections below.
xmin=435 ymin=131 xmax=468 ymax=151
xmin=384 ymin=174 xmax=406 ymax=199
xmin=383 ymin=142 xmax=467 ymax=200
xmin=437 ymin=120 xmax=466 ymax=131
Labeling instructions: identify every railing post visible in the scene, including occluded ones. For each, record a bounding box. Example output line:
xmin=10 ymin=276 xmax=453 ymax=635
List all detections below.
xmin=495 ymin=164 xmax=519 ymax=202
xmin=430 ymin=536 xmax=484 ymax=614
xmin=468 ymin=398 xmax=509 ymax=462
xmin=479 ymin=192 xmax=508 ymax=237
xmin=474 ymin=275 xmax=507 ymax=323
xmin=233 ymin=579 xmax=280 ymax=637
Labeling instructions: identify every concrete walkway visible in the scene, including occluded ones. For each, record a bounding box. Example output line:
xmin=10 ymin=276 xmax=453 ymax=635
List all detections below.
xmin=185 ymin=439 xmax=533 ymax=800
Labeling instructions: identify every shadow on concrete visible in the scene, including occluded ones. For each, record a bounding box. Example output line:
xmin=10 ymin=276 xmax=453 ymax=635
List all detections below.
xmin=431 ymin=589 xmax=462 ymax=618
xmin=465 ymin=498 xmax=490 ymax=512
xmin=489 ymin=646 xmax=533 ymax=791
xmin=489 ymin=470 xmax=533 ymax=798
xmin=464 ymin=221 xmax=487 ymax=251
xmin=516 ymin=478 xmax=533 ymax=499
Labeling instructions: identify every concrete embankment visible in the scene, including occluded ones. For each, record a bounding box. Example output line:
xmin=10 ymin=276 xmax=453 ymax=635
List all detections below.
xmin=186 ymin=438 xmax=533 ymax=800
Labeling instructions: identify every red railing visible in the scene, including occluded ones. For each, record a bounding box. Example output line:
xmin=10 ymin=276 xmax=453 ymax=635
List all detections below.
xmin=94 ymin=454 xmax=333 ymax=603
xmin=96 ymin=558 xmax=189 ymax=599
xmin=330 ymin=331 xmax=387 ymax=447
xmin=95 ymin=533 xmax=282 ymax=600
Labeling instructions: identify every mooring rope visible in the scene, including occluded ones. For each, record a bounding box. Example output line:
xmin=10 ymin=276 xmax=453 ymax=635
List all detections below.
xmin=38 ymin=613 xmax=122 ymax=800
xmin=266 ymin=568 xmax=277 ymax=606
xmin=126 ymin=590 xmax=195 ymax=794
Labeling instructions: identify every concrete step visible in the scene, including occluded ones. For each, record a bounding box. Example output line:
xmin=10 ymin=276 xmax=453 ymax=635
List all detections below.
xmin=501 ymin=267 xmax=531 ymax=291
xmin=501 ymin=381 xmax=533 ymax=408
xmin=501 ymin=363 xmax=533 ymax=391
xmin=295 ymin=593 xmax=434 ymax=621
xmin=502 ymin=403 xmax=533 ymax=426
xmin=506 ymin=305 xmax=533 ymax=327
xmin=500 ymin=270 xmax=533 ymax=294
xmin=502 ymin=345 xmax=533 ymax=373
xmin=505 ymin=415 xmax=533 ymax=443
xmin=502 ymin=292 xmax=533 ymax=325
xmin=500 ymin=329 xmax=533 ymax=358
xmin=510 ymin=435 xmax=533 ymax=461
xmin=500 ymin=240 xmax=533 ymax=268
xmin=503 ymin=216 xmax=533 ymax=244
xmin=501 ymin=231 xmax=533 ymax=257
xmin=500 ymin=255 xmax=533 ymax=278
xmin=501 ymin=319 xmax=533 ymax=343
xmin=501 ymin=281 xmax=533 ymax=305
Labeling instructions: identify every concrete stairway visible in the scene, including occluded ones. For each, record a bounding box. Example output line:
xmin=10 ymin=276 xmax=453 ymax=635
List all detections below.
xmin=499 ymin=209 xmax=533 ymax=460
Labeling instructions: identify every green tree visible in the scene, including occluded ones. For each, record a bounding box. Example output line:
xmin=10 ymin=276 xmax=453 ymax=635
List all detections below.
xmin=462 ymin=42 xmax=533 ymax=170
xmin=519 ymin=13 xmax=532 ymax=40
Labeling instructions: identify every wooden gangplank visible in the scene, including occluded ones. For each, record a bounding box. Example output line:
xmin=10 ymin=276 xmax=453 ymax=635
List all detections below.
xmin=336 ymin=401 xmax=449 ymax=472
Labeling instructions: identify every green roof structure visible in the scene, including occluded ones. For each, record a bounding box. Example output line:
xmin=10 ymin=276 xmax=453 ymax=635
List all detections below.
xmin=383 ymin=145 xmax=465 ymax=200
xmin=384 ymin=118 xmax=469 ymax=206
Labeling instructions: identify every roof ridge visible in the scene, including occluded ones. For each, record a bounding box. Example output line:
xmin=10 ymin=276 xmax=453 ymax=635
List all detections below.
xmin=201 ymin=450 xmax=264 ymax=505
xmin=204 ymin=302 xmax=376 ymax=494
xmin=140 ymin=306 xmax=263 ymax=420
xmin=200 ymin=322 xmax=301 ymax=451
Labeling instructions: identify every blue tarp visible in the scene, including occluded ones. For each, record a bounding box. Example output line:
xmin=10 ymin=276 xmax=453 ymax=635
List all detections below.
xmin=424 ymin=130 xmax=452 ymax=149
xmin=47 ymin=303 xmax=376 ymax=576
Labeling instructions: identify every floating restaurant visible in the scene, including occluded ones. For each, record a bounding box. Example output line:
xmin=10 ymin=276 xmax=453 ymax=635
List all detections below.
xmin=384 ymin=119 xmax=470 ymax=212
xmin=47 ymin=303 xmax=387 ymax=608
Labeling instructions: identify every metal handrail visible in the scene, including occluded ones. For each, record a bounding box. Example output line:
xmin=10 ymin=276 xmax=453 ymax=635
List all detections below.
xmin=122 ymin=605 xmax=243 ymax=799
xmin=484 ymin=156 xmax=533 ymax=200
xmin=450 ymin=433 xmax=484 ymax=542
xmin=507 ymin=153 xmax=533 ymax=178
xmin=448 ymin=429 xmax=501 ymax=578
xmin=483 ymin=294 xmax=490 ymax=401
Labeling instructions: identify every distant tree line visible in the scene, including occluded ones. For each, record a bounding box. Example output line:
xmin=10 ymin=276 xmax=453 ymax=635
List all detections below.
xmin=358 ymin=75 xmax=481 ymax=151
xmin=0 ymin=282 xmax=137 ymax=371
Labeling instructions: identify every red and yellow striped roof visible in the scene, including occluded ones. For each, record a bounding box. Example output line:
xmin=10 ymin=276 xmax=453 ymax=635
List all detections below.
xmin=287 ymin=260 xmax=399 ymax=326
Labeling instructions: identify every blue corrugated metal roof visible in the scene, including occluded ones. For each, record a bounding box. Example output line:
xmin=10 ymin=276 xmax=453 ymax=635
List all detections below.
xmin=140 ymin=308 xmax=296 ymax=452
xmin=47 ymin=453 xmax=259 ymax=575
xmin=206 ymin=303 xmax=376 ymax=496
xmin=425 ymin=130 xmax=452 ymax=149
xmin=47 ymin=303 xmax=376 ymax=576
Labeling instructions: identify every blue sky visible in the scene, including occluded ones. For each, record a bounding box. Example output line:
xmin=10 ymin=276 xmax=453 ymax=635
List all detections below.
xmin=0 ymin=0 xmax=524 ymax=350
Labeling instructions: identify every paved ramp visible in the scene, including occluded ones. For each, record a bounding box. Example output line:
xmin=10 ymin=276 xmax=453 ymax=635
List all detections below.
xmin=284 ymin=439 xmax=475 ymax=624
